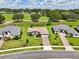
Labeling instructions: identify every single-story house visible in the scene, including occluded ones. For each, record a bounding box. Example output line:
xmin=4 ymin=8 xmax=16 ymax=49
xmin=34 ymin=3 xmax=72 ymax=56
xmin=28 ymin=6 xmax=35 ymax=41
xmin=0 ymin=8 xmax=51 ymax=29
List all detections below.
xmin=0 ymin=26 xmax=22 ymax=39
xmin=53 ymin=24 xmax=79 ymax=37
xmin=27 ymin=28 xmax=49 ymax=36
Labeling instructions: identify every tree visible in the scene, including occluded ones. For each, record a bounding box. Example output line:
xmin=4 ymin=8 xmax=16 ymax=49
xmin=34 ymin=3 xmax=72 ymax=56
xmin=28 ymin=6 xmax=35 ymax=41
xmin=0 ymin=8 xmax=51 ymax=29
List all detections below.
xmin=0 ymin=14 xmax=5 ymax=24
xmin=31 ymin=13 xmax=41 ymax=22
xmin=49 ymin=12 xmax=62 ymax=22
xmin=12 ymin=14 xmax=24 ymax=22
xmin=61 ymin=12 xmax=78 ymax=21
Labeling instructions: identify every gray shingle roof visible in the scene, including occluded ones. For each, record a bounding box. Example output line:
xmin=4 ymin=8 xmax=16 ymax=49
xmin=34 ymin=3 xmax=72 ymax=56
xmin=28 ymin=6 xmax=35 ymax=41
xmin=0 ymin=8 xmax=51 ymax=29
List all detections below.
xmin=0 ymin=26 xmax=21 ymax=36
xmin=53 ymin=24 xmax=79 ymax=35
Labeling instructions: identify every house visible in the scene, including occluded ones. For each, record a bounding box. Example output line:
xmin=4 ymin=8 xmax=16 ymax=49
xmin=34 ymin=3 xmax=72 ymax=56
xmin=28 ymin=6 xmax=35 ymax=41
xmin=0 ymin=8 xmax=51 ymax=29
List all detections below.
xmin=53 ymin=24 xmax=79 ymax=37
xmin=0 ymin=26 xmax=22 ymax=39
xmin=27 ymin=28 xmax=49 ymax=36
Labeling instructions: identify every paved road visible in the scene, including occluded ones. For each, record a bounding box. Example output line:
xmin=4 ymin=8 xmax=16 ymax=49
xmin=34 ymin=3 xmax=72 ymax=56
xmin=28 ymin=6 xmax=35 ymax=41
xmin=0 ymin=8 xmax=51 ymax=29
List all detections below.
xmin=0 ymin=51 xmax=79 ymax=59
xmin=41 ymin=35 xmax=53 ymax=51
xmin=58 ymin=33 xmax=74 ymax=51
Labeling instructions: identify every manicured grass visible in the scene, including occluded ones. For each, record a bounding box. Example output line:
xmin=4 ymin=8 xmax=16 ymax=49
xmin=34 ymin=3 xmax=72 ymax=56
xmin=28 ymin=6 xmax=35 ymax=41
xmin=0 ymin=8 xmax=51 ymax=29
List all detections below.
xmin=39 ymin=16 xmax=49 ymax=20
xmin=27 ymin=36 xmax=42 ymax=46
xmin=2 ymin=14 xmax=13 ymax=21
xmin=23 ymin=13 xmax=31 ymax=20
xmin=1 ymin=40 xmax=25 ymax=49
xmin=67 ymin=37 xmax=79 ymax=46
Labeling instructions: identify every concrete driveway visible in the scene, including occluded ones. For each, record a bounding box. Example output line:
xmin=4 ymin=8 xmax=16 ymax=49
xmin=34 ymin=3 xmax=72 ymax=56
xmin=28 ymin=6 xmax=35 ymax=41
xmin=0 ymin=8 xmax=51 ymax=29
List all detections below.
xmin=0 ymin=39 xmax=4 ymax=48
xmin=41 ymin=35 xmax=53 ymax=51
xmin=58 ymin=33 xmax=74 ymax=51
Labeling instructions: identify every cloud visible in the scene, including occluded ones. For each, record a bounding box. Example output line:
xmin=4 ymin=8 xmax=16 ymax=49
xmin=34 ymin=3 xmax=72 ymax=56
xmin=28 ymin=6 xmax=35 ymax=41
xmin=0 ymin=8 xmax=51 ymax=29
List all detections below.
xmin=0 ymin=0 xmax=7 ymax=4
xmin=0 ymin=0 xmax=79 ymax=9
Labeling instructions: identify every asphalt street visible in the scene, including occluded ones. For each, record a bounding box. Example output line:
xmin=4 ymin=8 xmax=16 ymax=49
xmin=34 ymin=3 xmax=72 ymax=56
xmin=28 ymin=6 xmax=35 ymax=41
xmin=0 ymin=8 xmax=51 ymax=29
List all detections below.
xmin=0 ymin=51 xmax=79 ymax=59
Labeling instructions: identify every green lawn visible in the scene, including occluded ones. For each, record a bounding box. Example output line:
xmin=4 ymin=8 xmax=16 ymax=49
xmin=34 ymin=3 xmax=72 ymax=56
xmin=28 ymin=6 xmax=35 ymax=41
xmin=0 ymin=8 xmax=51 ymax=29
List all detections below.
xmin=27 ymin=36 xmax=42 ymax=46
xmin=39 ymin=16 xmax=49 ymax=20
xmin=2 ymin=14 xmax=13 ymax=21
xmin=23 ymin=13 xmax=31 ymax=20
xmin=67 ymin=37 xmax=79 ymax=46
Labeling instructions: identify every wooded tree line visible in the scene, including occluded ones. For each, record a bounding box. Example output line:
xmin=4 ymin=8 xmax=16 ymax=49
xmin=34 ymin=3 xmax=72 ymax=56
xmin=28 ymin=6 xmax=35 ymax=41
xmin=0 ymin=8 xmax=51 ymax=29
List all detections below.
xmin=0 ymin=8 xmax=79 ymax=23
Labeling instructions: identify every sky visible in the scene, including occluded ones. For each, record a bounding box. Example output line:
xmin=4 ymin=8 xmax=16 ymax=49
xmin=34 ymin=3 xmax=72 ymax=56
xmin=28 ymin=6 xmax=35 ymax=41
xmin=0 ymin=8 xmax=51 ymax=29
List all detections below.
xmin=0 ymin=0 xmax=79 ymax=9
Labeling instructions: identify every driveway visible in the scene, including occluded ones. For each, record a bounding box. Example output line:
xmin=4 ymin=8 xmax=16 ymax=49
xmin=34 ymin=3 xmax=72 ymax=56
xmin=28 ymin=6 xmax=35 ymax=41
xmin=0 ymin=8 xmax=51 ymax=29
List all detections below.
xmin=41 ymin=35 xmax=53 ymax=51
xmin=0 ymin=39 xmax=4 ymax=48
xmin=58 ymin=33 xmax=74 ymax=51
